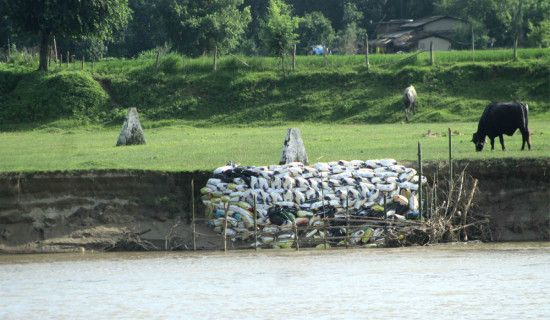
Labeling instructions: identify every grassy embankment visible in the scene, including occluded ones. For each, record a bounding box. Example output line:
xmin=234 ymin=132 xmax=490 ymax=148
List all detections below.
xmin=0 ymin=48 xmax=548 ymax=172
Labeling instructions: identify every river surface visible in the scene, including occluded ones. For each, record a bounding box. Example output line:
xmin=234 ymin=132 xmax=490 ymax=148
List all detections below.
xmin=1 ymin=242 xmax=549 ymax=320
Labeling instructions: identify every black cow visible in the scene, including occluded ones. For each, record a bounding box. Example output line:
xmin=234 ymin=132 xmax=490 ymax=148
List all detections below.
xmin=403 ymin=85 xmax=417 ymax=122
xmin=472 ymin=102 xmax=531 ymax=151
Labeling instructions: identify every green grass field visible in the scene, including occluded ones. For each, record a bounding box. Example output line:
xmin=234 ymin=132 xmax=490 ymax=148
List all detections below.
xmin=1 ymin=48 xmax=548 ymax=173
xmin=1 ymin=121 xmax=548 ymax=173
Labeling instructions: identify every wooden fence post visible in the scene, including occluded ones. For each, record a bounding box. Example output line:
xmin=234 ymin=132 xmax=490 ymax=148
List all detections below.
xmin=430 ymin=41 xmax=434 ymax=65
xmin=155 ymin=50 xmax=160 ymax=73
xmin=292 ymin=44 xmax=296 ymax=71
xmin=471 ymin=26 xmax=475 ymax=63
xmin=213 ymin=45 xmax=217 ymax=72
xmin=365 ymin=34 xmax=370 ymax=70
xmin=323 ymin=42 xmax=328 ymax=67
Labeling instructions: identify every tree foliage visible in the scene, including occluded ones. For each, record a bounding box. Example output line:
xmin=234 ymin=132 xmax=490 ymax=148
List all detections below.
xmin=259 ymin=0 xmax=300 ymax=75
xmin=296 ymin=12 xmax=335 ymax=54
xmin=159 ymin=0 xmax=251 ymax=58
xmin=435 ymin=0 xmax=550 ymax=47
xmin=3 ymin=0 xmax=131 ymax=71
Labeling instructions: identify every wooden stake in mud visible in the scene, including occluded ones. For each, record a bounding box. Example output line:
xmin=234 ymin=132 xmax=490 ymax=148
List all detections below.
xmin=191 ymin=179 xmax=196 ymax=251
xmin=418 ymin=142 xmax=423 ymax=221
xmin=345 ymin=197 xmax=349 ymax=249
xmin=254 ymin=194 xmax=258 ymax=251
xmin=462 ymin=179 xmax=478 ymax=241
xmin=449 ymin=128 xmax=453 ymax=189
xmin=322 ymin=186 xmax=328 ymax=250
xmin=293 ymin=220 xmax=299 ymax=251
xmin=383 ymin=192 xmax=388 ymax=245
xmin=223 ymin=201 xmax=229 ymax=252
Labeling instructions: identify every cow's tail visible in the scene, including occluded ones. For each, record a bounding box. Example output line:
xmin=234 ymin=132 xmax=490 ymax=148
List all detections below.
xmin=522 ymin=103 xmax=531 ymax=145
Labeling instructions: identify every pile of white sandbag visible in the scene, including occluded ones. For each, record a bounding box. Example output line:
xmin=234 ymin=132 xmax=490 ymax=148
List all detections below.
xmin=201 ymin=159 xmax=427 ymax=248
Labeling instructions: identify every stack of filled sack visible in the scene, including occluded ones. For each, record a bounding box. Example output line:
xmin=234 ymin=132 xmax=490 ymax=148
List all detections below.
xmin=201 ymin=159 xmax=427 ymax=247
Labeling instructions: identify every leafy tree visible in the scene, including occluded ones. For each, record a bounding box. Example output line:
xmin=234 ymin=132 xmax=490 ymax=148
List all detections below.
xmin=259 ymin=0 xmax=300 ymax=76
xmin=159 ymin=0 xmax=251 ymax=70
xmin=527 ymin=19 xmax=550 ymax=47
xmin=435 ymin=0 xmax=550 ymax=48
xmin=335 ymin=2 xmax=366 ymax=54
xmin=296 ymin=12 xmax=335 ymax=54
xmin=239 ymin=0 xmax=271 ymax=55
xmin=108 ymin=0 xmax=166 ymax=58
xmin=2 ymin=0 xmax=131 ymax=71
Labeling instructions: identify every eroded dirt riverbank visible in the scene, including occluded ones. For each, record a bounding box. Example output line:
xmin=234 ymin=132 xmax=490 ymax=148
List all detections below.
xmin=0 ymin=158 xmax=548 ymax=253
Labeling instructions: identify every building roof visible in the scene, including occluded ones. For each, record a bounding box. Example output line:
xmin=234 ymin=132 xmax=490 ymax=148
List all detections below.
xmin=377 ymin=19 xmax=413 ymax=25
xmin=400 ymin=15 xmax=467 ymax=29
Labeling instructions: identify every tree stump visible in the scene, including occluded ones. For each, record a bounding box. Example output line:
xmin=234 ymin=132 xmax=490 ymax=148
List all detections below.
xmin=280 ymin=128 xmax=308 ymax=165
xmin=116 ymin=108 xmax=146 ymax=146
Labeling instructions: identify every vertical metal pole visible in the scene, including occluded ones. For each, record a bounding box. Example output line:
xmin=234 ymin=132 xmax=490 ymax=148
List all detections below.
xmin=192 ymin=179 xmax=196 ymax=251
xmin=254 ymin=194 xmax=258 ymax=251
xmin=418 ymin=142 xmax=423 ymax=221
xmin=449 ymin=128 xmax=453 ymax=190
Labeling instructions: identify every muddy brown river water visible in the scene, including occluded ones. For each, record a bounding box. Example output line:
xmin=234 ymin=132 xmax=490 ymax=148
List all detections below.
xmin=1 ymin=242 xmax=549 ymax=319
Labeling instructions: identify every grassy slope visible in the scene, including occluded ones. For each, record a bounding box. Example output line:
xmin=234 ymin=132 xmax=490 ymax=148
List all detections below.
xmin=0 ymin=121 xmax=548 ymax=172
xmin=1 ymin=48 xmax=549 ymax=129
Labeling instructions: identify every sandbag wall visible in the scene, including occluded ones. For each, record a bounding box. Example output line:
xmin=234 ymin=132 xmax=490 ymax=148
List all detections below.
xmin=201 ymin=159 xmax=427 ymax=248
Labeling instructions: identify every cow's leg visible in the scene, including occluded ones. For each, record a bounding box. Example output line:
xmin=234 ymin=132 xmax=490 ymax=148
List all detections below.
xmin=404 ymin=107 xmax=410 ymax=122
xmin=499 ymin=134 xmax=506 ymax=151
xmin=521 ymin=129 xmax=531 ymax=151
xmin=490 ymin=137 xmax=496 ymax=150
xmin=412 ymin=103 xmax=416 ymax=115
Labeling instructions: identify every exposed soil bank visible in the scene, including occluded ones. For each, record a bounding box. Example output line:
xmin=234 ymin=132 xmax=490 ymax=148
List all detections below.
xmin=1 ymin=158 xmax=548 ymax=253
